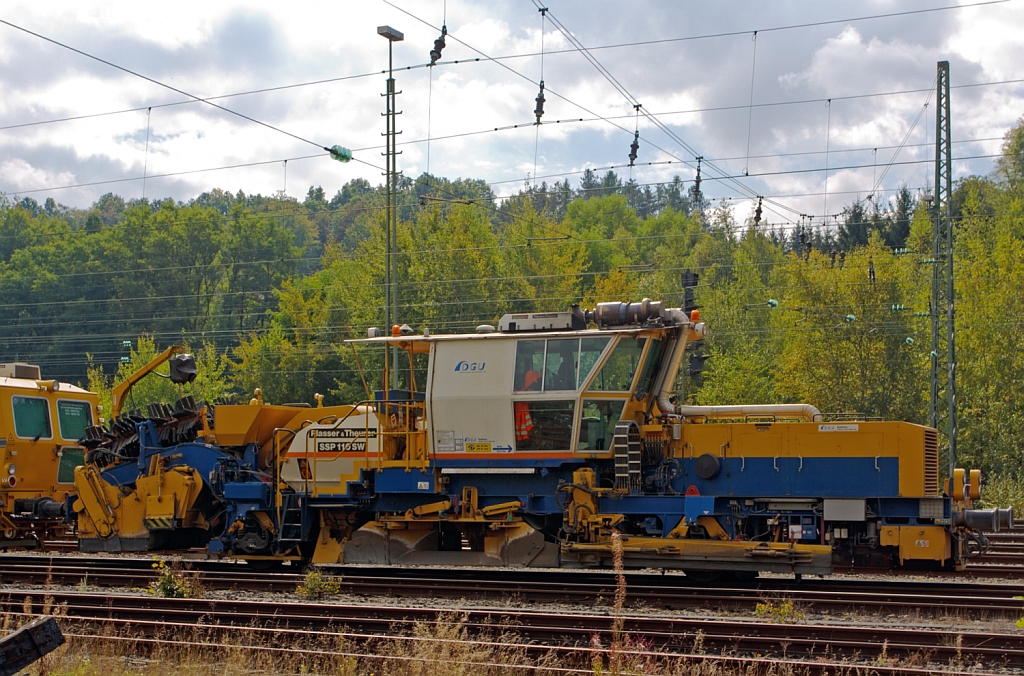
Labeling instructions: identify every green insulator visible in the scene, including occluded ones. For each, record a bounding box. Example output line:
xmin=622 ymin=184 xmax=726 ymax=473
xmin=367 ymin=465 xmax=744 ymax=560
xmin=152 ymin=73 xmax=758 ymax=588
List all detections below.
xmin=905 ymin=337 xmax=914 ymax=345
xmin=767 ymin=299 xmax=779 ymax=308
xmin=329 ymin=145 xmax=352 ymax=163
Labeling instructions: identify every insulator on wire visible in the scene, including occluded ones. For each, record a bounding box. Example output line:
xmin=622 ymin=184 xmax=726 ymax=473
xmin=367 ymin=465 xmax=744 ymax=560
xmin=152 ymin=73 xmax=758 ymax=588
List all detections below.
xmin=534 ymin=81 xmax=546 ymax=124
xmin=429 ymin=25 xmax=447 ymax=65
xmin=753 ymin=196 xmax=762 ymax=225
xmin=327 ymin=145 xmax=352 ymax=163
xmin=839 ymin=250 xmax=846 ymax=269
xmin=628 ymin=131 xmax=639 ymax=166
xmin=830 ymin=251 xmax=836 ymax=268
xmin=693 ymin=157 xmax=702 ymax=193
xmin=868 ymin=257 xmax=876 ymax=286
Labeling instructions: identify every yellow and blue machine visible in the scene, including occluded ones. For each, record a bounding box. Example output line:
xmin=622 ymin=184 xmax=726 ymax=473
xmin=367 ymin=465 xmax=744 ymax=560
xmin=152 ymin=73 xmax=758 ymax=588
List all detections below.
xmin=68 ymin=301 xmax=1015 ymax=575
xmin=0 ymin=362 xmax=98 ymax=548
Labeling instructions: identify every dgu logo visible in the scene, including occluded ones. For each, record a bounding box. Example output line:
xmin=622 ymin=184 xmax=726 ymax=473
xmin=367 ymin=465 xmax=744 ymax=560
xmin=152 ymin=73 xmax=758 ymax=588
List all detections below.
xmin=454 ymin=361 xmax=486 ymax=372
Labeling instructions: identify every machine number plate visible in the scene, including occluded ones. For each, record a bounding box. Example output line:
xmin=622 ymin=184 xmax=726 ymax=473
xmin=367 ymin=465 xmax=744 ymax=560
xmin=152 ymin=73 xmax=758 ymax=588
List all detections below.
xmin=818 ymin=424 xmax=859 ymax=432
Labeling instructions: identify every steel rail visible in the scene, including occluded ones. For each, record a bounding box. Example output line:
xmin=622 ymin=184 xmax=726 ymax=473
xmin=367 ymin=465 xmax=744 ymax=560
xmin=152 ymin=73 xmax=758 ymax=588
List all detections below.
xmin=4 ymin=557 xmax=1019 ymax=614
xmin=1 ymin=555 xmax=1021 ymax=616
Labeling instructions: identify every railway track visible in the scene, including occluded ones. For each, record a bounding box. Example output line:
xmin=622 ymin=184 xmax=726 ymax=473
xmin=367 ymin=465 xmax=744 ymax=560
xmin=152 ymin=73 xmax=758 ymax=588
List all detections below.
xmin=1 ymin=554 xmax=1022 ymax=617
xmin=3 ymin=589 xmax=1021 ymax=673
xmin=8 ymin=540 xmax=1023 ymax=573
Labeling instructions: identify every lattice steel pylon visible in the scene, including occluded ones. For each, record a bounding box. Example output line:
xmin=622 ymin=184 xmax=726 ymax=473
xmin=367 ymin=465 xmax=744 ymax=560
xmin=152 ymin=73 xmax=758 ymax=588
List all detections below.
xmin=929 ymin=60 xmax=957 ymax=478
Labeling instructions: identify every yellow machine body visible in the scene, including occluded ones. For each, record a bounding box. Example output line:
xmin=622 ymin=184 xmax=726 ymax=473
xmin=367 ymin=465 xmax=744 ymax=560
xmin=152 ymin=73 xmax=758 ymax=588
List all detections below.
xmin=0 ymin=363 xmax=98 ymax=547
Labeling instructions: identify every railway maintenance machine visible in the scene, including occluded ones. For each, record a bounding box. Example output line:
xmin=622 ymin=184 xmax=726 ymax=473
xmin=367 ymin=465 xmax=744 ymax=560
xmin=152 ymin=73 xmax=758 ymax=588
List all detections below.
xmin=70 ymin=300 xmax=1015 ymax=575
xmin=1 ymin=362 xmax=98 ymax=548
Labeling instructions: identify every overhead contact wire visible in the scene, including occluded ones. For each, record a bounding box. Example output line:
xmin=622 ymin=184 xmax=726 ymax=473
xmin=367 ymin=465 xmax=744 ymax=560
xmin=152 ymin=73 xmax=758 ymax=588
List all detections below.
xmin=0 ymin=18 xmax=377 ymax=168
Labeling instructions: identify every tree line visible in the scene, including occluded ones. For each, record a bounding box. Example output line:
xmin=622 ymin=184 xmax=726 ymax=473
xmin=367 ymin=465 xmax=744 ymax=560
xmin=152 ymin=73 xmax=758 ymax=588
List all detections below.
xmin=2 ymin=119 xmax=1022 ymax=495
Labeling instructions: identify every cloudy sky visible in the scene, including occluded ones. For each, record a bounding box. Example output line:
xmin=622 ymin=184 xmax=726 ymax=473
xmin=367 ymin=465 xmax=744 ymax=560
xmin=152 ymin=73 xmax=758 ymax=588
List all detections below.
xmin=1 ymin=0 xmax=1021 ymax=225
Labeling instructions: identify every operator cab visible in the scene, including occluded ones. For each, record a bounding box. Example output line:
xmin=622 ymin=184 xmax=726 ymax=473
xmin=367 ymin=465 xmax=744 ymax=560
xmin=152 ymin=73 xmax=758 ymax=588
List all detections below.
xmin=0 ymin=362 xmax=98 ymax=546
xmin=346 ymin=300 xmax=700 ymax=464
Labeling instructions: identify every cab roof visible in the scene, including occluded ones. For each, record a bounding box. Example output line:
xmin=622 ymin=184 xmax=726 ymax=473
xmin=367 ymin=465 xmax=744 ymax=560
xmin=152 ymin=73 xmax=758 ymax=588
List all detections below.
xmin=0 ymin=377 xmax=93 ymax=395
xmin=345 ymin=325 xmax=663 ymax=353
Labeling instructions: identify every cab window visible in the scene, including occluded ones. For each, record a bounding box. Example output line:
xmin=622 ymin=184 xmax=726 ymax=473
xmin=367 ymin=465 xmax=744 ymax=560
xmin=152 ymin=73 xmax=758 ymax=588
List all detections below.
xmin=12 ymin=396 xmax=51 ymax=439
xmin=543 ymin=339 xmax=578 ymax=391
xmin=58 ymin=400 xmax=92 ymax=441
xmin=578 ymin=399 xmax=625 ymax=451
xmin=56 ymin=448 xmax=85 ymax=484
xmin=636 ymin=339 xmax=664 ymax=397
xmin=514 ymin=340 xmax=545 ymax=391
xmin=590 ymin=337 xmax=646 ymax=392
xmin=578 ymin=337 xmax=610 ymax=388
xmin=513 ymin=400 xmax=575 ymax=451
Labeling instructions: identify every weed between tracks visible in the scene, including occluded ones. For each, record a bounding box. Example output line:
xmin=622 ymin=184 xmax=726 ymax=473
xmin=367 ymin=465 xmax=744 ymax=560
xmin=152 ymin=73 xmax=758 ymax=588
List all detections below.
xmin=145 ymin=558 xmax=205 ymax=599
xmin=754 ymin=596 xmax=805 ymax=624
xmin=295 ymin=569 xmax=343 ymax=599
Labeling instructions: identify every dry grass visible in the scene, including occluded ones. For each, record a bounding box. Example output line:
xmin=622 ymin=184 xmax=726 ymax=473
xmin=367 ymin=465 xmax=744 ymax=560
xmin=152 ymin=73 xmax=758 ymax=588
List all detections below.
xmin=2 ymin=602 xmax=968 ymax=676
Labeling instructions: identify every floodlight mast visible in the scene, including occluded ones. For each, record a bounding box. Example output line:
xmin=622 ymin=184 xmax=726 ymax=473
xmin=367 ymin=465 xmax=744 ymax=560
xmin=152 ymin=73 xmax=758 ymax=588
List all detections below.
xmin=378 ymin=25 xmax=403 ymax=392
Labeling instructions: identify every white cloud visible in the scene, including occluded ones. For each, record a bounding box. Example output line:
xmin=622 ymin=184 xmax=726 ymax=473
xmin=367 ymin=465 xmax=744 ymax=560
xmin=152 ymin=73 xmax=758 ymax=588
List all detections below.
xmin=0 ymin=0 xmax=1020 ymax=221
xmin=0 ymin=157 xmax=76 ymax=191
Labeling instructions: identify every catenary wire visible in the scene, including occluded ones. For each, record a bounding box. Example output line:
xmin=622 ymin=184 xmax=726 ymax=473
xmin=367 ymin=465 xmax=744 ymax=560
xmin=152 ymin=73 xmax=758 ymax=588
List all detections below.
xmin=0 ymin=18 xmax=375 ymax=168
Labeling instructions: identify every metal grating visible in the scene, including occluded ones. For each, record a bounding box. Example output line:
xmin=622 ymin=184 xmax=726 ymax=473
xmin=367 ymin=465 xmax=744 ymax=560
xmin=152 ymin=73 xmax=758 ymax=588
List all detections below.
xmin=613 ymin=420 xmax=642 ymax=493
xmin=924 ymin=429 xmax=939 ymax=495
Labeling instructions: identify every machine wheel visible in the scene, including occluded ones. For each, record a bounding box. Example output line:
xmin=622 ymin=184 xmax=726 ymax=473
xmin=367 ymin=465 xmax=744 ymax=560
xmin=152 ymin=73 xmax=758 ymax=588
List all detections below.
xmin=684 ymin=570 xmax=723 ymax=584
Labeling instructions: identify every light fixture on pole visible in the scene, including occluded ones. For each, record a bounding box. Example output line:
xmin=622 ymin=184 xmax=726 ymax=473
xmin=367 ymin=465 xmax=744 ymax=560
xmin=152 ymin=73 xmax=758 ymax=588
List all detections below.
xmin=379 ymin=25 xmax=404 ymax=391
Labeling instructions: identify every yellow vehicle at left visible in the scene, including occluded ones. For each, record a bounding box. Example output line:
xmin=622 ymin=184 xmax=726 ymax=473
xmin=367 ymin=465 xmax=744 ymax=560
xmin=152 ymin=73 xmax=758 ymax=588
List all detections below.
xmin=0 ymin=361 xmax=98 ymax=548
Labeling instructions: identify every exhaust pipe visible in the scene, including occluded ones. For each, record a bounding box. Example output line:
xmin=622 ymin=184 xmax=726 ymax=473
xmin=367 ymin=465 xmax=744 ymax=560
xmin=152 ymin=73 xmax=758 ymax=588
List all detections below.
xmin=673 ymin=403 xmax=822 ymax=421
xmin=646 ymin=306 xmax=820 ymax=422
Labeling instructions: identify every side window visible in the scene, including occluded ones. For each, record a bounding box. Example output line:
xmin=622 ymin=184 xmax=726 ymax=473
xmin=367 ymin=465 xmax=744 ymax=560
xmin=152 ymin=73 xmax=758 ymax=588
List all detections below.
xmin=590 ymin=337 xmax=646 ymax=392
xmin=636 ymin=339 xmax=664 ymax=397
xmin=12 ymin=396 xmax=52 ymax=439
xmin=544 ymin=339 xmax=579 ymax=392
xmin=514 ymin=340 xmax=545 ymax=391
xmin=56 ymin=447 xmax=85 ymax=484
xmin=578 ymin=337 xmax=610 ymax=388
xmin=58 ymin=400 xmax=92 ymax=441
xmin=513 ymin=400 xmax=575 ymax=451
xmin=578 ymin=399 xmax=625 ymax=451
